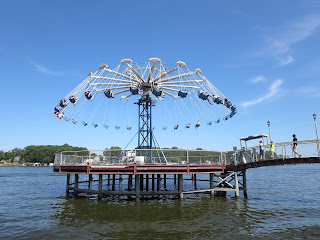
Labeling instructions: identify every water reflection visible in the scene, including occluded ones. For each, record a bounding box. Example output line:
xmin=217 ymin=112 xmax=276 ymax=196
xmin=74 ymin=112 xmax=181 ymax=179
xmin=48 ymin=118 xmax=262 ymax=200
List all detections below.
xmin=52 ymin=196 xmax=257 ymax=239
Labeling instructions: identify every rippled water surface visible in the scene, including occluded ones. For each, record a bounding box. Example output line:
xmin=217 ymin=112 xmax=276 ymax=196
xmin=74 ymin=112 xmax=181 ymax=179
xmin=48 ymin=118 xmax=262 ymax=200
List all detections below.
xmin=0 ymin=165 xmax=320 ymax=239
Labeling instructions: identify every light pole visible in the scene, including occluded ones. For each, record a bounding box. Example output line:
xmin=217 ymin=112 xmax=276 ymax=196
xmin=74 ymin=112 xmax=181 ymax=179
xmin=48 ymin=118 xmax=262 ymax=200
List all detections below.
xmin=267 ymin=120 xmax=272 ymax=143
xmin=313 ymin=113 xmax=320 ymax=157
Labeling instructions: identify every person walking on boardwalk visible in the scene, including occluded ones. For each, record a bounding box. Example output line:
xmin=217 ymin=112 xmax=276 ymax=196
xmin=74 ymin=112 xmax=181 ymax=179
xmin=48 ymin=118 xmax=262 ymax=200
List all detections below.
xmin=258 ymin=140 xmax=264 ymax=160
xmin=292 ymin=134 xmax=302 ymax=158
xmin=270 ymin=141 xmax=275 ymax=159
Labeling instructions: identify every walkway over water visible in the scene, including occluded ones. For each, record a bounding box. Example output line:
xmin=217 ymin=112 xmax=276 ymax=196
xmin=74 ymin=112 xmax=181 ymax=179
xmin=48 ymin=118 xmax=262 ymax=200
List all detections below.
xmin=53 ymin=139 xmax=320 ymax=198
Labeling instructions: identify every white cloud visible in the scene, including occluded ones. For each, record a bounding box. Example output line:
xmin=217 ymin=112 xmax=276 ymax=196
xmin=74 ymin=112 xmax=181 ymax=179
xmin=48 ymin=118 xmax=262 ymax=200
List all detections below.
xmin=263 ymin=14 xmax=320 ymax=65
xmin=279 ymin=55 xmax=294 ymax=66
xmin=242 ymin=79 xmax=283 ymax=108
xmin=28 ymin=58 xmax=64 ymax=75
xmin=251 ymin=76 xmax=266 ymax=83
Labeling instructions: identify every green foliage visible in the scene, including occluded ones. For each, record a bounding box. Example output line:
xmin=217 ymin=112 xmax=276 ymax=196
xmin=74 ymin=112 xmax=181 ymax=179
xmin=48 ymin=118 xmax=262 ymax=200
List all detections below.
xmin=103 ymin=146 xmax=122 ymax=157
xmin=0 ymin=144 xmax=88 ymax=164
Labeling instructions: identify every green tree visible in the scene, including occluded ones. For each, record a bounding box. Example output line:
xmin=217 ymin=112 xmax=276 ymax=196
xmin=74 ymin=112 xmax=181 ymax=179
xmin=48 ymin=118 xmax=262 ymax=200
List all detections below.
xmin=110 ymin=146 xmax=122 ymax=157
xmin=0 ymin=150 xmax=5 ymax=160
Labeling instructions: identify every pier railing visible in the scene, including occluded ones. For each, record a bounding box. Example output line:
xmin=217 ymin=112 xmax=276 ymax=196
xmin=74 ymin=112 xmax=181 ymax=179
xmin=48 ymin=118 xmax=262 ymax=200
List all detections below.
xmin=229 ymin=139 xmax=320 ymax=166
xmin=54 ymin=139 xmax=320 ymax=167
xmin=54 ymin=149 xmax=225 ymax=166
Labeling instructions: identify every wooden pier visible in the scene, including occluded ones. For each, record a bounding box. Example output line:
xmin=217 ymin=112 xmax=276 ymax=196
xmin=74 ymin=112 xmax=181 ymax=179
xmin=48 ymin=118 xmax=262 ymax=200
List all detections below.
xmin=53 ymin=140 xmax=320 ymax=199
xmin=53 ymin=163 xmax=237 ymax=199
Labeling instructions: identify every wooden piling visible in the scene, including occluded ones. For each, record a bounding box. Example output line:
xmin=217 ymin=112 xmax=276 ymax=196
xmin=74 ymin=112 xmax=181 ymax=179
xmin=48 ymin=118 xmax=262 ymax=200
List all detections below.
xmin=152 ymin=174 xmax=155 ymax=191
xmin=135 ymin=175 xmax=140 ymax=199
xmin=242 ymin=170 xmax=247 ymax=198
xmin=74 ymin=174 xmax=79 ymax=197
xmin=210 ymin=173 xmax=214 ymax=197
xmin=178 ymin=174 xmax=183 ymax=199
xmin=112 ymin=174 xmax=116 ymax=191
xmin=156 ymin=174 xmax=160 ymax=191
xmin=140 ymin=174 xmax=144 ymax=191
xmin=119 ymin=174 xmax=122 ymax=191
xmin=146 ymin=174 xmax=149 ymax=191
xmin=98 ymin=174 xmax=103 ymax=199
xmin=234 ymin=172 xmax=239 ymax=197
xmin=66 ymin=173 xmax=70 ymax=194
xmin=88 ymin=174 xmax=92 ymax=189
xmin=128 ymin=174 xmax=132 ymax=191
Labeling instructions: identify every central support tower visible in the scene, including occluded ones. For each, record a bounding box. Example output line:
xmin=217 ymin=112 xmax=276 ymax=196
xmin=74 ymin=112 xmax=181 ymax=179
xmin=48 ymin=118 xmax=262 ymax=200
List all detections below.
xmin=137 ymin=97 xmax=154 ymax=163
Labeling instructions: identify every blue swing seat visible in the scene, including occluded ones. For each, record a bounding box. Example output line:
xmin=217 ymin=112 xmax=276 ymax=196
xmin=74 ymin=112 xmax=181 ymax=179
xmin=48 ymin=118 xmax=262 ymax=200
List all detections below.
xmin=214 ymin=97 xmax=223 ymax=104
xmin=226 ymin=101 xmax=232 ymax=108
xmin=59 ymin=100 xmax=66 ymax=108
xmin=178 ymin=90 xmax=188 ymax=98
xmin=104 ymin=89 xmax=113 ymax=98
xmin=82 ymin=121 xmax=88 ymax=126
xmin=92 ymin=123 xmax=98 ymax=128
xmin=85 ymin=91 xmax=93 ymax=100
xmin=127 ymin=126 xmax=132 ymax=130
xmin=198 ymin=92 xmax=209 ymax=100
xmin=115 ymin=125 xmax=120 ymax=130
xmin=215 ymin=118 xmax=220 ymax=123
xmin=207 ymin=121 xmax=212 ymax=125
xmin=69 ymin=96 xmax=77 ymax=104
xmin=103 ymin=124 xmax=109 ymax=129
xmin=130 ymin=87 xmax=140 ymax=95
xmin=152 ymin=88 xmax=163 ymax=97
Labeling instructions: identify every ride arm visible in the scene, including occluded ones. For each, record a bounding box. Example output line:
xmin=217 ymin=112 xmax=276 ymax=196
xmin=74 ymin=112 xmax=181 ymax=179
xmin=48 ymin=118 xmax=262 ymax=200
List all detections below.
xmin=91 ymin=76 xmax=136 ymax=84
xmin=153 ymin=66 xmax=180 ymax=82
xmin=104 ymin=69 xmax=140 ymax=83
xmin=126 ymin=63 xmax=145 ymax=83
xmin=156 ymin=71 xmax=197 ymax=83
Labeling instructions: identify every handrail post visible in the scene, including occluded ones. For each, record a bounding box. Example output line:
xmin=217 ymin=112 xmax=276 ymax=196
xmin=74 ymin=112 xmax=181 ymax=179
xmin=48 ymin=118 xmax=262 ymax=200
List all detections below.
xmin=187 ymin=150 xmax=189 ymax=164
xmin=284 ymin=144 xmax=287 ymax=159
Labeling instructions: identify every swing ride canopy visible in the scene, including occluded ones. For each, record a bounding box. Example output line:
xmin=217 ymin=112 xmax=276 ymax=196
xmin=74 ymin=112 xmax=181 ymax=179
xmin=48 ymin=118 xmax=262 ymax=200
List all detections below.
xmin=53 ymin=58 xmax=237 ymax=130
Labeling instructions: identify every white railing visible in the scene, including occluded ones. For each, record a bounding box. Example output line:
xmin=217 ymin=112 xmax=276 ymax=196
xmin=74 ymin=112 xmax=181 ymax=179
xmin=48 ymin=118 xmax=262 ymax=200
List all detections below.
xmin=54 ymin=149 xmax=226 ymax=166
xmin=230 ymin=139 xmax=320 ymax=166
xmin=54 ymin=139 xmax=320 ymax=166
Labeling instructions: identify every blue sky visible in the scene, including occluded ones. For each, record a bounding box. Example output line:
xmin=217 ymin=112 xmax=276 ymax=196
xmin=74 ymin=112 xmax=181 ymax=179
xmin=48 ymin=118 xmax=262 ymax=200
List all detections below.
xmin=1 ymin=0 xmax=320 ymax=151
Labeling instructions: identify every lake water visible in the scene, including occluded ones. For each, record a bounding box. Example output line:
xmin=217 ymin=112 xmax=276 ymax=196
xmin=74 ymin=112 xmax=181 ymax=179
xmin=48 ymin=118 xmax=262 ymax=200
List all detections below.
xmin=0 ymin=165 xmax=320 ymax=239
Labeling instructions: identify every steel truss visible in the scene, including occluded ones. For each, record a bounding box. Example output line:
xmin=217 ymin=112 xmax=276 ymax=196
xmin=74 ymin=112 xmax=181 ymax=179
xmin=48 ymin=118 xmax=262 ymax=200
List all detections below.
xmin=211 ymin=170 xmax=248 ymax=197
xmin=137 ymin=98 xmax=167 ymax=164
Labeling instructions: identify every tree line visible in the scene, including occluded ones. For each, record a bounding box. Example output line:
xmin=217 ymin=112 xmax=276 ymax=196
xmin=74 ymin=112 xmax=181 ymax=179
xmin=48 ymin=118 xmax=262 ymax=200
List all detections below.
xmin=1 ymin=145 xmax=218 ymax=164
xmin=0 ymin=144 xmax=87 ymax=164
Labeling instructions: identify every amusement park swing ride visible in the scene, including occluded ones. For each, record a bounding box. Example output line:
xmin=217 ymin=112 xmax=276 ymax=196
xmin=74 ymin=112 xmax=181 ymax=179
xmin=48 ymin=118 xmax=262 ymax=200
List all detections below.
xmin=53 ymin=58 xmax=237 ymax=164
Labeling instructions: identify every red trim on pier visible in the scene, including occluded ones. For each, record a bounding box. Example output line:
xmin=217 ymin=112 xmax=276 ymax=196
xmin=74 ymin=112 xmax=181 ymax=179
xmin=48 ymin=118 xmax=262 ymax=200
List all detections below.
xmin=54 ymin=164 xmax=225 ymax=175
